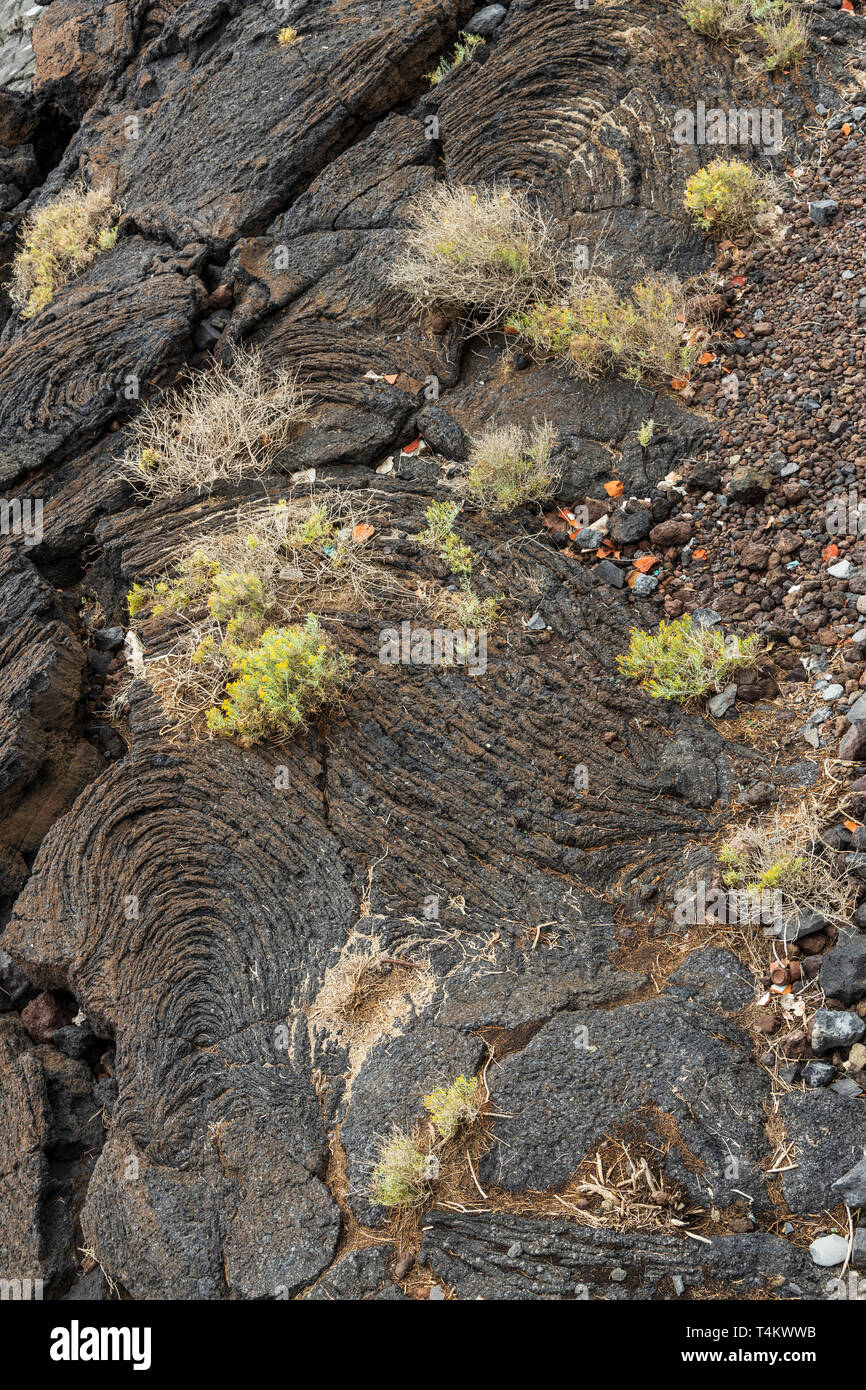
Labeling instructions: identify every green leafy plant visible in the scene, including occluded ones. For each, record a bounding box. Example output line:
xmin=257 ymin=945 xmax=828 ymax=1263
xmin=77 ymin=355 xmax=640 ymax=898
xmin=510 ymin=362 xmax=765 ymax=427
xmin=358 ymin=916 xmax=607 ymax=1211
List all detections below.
xmin=205 ymin=615 xmax=352 ymax=746
xmin=684 ymin=159 xmax=774 ymax=239
xmin=617 ymin=615 xmax=761 ymax=702
xmin=638 ymin=419 xmax=655 ymax=448
xmin=277 ymin=26 xmax=300 ymax=45
xmin=428 ymin=30 xmax=485 ymax=85
xmin=423 ymin=1075 xmax=480 ymax=1141
xmin=10 ymin=183 xmax=119 ymax=320
xmin=466 ymin=420 xmax=560 ymax=512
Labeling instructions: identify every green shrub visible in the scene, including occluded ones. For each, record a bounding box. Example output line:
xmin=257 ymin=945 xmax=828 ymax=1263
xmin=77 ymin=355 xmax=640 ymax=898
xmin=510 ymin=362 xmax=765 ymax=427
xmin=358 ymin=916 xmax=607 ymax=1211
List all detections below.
xmin=10 ymin=183 xmax=119 ymax=320
xmin=423 ymin=1075 xmax=480 ymax=1141
xmin=680 ymin=0 xmax=750 ymax=38
xmin=684 ymin=159 xmax=773 ymax=239
xmin=419 ymin=501 xmax=464 ymax=554
xmin=617 ymin=615 xmax=761 ymax=702
xmin=277 ymin=26 xmax=300 ymax=45
xmin=466 ymin=420 xmax=560 ymax=512
xmin=428 ymin=30 xmax=484 ymax=85
xmin=511 ymin=273 xmax=704 ymax=386
xmin=370 ymin=1131 xmax=428 ymax=1209
xmin=205 ymin=615 xmax=352 ymax=746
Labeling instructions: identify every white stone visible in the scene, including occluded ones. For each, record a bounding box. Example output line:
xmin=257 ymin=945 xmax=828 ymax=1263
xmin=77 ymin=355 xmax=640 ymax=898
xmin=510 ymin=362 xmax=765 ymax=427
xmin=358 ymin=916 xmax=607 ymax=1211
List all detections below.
xmin=809 ymin=1234 xmax=848 ymax=1267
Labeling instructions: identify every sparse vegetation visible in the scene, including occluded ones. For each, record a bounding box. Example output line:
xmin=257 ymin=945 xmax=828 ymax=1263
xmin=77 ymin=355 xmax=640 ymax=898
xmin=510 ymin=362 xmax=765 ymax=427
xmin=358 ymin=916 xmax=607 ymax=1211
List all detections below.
xmin=618 ymin=615 xmax=762 ymax=702
xmin=428 ymin=30 xmax=485 ymax=85
xmin=418 ymin=500 xmax=498 ymax=629
xmin=423 ymin=1075 xmax=480 ymax=1141
xmin=370 ymin=1131 xmax=429 ymax=1209
xmin=720 ymin=806 xmax=857 ymax=927
xmin=10 ymin=183 xmax=119 ymax=320
xmin=679 ymin=0 xmax=808 ymax=73
xmin=390 ymin=183 xmax=561 ymax=333
xmin=369 ymin=1072 xmax=482 ymax=1209
xmin=277 ymin=26 xmax=300 ymax=45
xmin=758 ymin=9 xmax=809 ymax=71
xmin=120 ymin=350 xmax=307 ymax=498
xmin=465 ymin=420 xmax=560 ymax=512
xmin=509 ymin=272 xmax=708 ymax=385
xmin=684 ymin=159 xmax=775 ymax=240
xmin=126 ymin=493 xmax=385 ymax=739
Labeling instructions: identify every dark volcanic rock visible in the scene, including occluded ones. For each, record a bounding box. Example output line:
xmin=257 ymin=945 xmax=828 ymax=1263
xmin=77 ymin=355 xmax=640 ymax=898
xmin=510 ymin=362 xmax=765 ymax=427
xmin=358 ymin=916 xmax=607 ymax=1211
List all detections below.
xmin=420 ymin=1212 xmax=827 ymax=1300
xmin=778 ymin=1092 xmax=866 ymax=1213
xmin=480 ymin=996 xmax=771 ymax=1209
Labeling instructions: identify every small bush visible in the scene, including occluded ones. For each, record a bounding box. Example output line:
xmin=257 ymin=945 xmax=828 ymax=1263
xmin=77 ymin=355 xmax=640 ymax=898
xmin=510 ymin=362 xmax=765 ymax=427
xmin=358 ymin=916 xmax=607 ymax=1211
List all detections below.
xmin=684 ymin=159 xmax=774 ymax=239
xmin=370 ymin=1131 xmax=428 ymax=1209
xmin=205 ymin=615 xmax=351 ymax=746
xmin=511 ymin=272 xmax=705 ymax=386
xmin=10 ymin=183 xmax=119 ymax=320
xmin=617 ymin=615 xmax=761 ymax=702
xmin=681 ymin=0 xmax=750 ymax=38
xmin=455 ymin=590 xmax=499 ymax=628
xmin=466 ymin=420 xmax=560 ymax=512
xmin=419 ymin=500 xmax=463 ymax=551
xmin=758 ymin=10 xmax=809 ymax=70
xmin=423 ymin=1075 xmax=480 ymax=1141
xmin=277 ymin=26 xmax=300 ymax=45
xmin=390 ymin=184 xmax=560 ymax=333
xmin=120 ymin=350 xmax=307 ymax=498
xmin=128 ymin=494 xmax=387 ymax=739
xmin=428 ymin=30 xmax=484 ymax=85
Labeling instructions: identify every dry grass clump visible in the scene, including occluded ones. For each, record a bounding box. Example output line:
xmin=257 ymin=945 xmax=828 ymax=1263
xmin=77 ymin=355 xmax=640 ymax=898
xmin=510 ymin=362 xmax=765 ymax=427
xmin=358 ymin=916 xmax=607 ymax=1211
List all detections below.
xmin=684 ymin=159 xmax=777 ymax=240
xmin=758 ymin=8 xmax=809 ymax=71
xmin=128 ymin=492 xmax=388 ymax=739
xmin=509 ymin=271 xmax=709 ymax=386
xmin=465 ymin=420 xmax=560 ymax=512
xmin=10 ymin=183 xmax=119 ymax=320
xmin=719 ymin=804 xmax=858 ymax=930
xmin=390 ymin=183 xmax=561 ymax=333
xmin=120 ymin=349 xmax=307 ymax=498
xmin=310 ymin=931 xmax=436 ymax=1086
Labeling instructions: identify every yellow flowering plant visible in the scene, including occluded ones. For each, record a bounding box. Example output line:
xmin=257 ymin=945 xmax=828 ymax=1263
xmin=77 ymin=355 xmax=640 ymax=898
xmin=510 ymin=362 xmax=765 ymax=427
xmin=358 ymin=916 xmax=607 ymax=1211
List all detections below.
xmin=205 ymin=615 xmax=352 ymax=745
